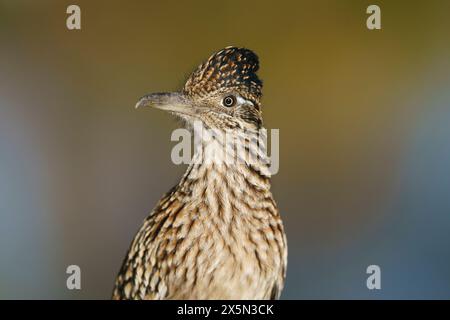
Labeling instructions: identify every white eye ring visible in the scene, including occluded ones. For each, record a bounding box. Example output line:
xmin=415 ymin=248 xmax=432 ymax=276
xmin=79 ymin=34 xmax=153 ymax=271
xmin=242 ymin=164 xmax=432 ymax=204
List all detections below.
xmin=222 ymin=95 xmax=254 ymax=108
xmin=222 ymin=95 xmax=236 ymax=107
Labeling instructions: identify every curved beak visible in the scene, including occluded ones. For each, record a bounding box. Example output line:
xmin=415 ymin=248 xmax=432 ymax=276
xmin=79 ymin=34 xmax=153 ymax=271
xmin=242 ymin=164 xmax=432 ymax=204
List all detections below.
xmin=135 ymin=92 xmax=195 ymax=116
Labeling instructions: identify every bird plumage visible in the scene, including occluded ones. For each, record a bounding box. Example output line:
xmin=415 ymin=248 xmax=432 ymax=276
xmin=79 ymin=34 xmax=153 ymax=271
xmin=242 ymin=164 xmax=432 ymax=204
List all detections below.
xmin=112 ymin=47 xmax=287 ymax=300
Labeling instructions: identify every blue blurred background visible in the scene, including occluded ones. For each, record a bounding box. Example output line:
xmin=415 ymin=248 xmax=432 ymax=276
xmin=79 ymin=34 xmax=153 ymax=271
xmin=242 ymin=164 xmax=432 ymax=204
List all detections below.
xmin=0 ymin=0 xmax=449 ymax=299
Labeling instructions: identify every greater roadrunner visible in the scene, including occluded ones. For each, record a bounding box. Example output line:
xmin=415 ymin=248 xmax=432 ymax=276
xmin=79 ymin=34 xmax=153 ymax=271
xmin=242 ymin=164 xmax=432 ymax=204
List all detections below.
xmin=112 ymin=47 xmax=287 ymax=300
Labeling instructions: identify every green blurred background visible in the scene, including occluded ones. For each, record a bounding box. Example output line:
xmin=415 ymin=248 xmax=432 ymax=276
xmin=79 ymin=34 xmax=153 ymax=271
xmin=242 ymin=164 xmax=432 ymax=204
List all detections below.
xmin=1 ymin=0 xmax=450 ymax=299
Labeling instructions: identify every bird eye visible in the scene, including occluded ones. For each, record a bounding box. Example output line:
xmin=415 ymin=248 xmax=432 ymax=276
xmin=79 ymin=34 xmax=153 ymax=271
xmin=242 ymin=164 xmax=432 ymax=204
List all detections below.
xmin=222 ymin=95 xmax=236 ymax=107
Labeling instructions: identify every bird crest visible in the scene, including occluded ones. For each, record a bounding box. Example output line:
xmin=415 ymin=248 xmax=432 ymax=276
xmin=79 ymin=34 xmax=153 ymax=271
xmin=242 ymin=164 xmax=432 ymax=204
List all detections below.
xmin=183 ymin=47 xmax=263 ymax=109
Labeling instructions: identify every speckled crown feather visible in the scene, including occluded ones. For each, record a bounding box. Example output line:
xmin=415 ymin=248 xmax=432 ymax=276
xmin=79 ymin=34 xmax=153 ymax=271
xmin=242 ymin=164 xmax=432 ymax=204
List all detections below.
xmin=183 ymin=47 xmax=263 ymax=108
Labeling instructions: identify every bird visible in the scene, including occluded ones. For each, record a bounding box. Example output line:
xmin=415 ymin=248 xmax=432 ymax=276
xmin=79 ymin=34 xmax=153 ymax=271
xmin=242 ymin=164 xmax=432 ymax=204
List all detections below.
xmin=112 ymin=46 xmax=287 ymax=300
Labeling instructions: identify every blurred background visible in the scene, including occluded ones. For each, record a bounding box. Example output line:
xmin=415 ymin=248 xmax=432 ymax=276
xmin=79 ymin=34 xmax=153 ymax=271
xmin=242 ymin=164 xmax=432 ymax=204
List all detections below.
xmin=1 ymin=0 xmax=449 ymax=299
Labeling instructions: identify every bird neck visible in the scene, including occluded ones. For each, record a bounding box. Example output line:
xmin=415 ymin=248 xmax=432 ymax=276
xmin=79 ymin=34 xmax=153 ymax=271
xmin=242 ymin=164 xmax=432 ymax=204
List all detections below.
xmin=177 ymin=127 xmax=273 ymax=198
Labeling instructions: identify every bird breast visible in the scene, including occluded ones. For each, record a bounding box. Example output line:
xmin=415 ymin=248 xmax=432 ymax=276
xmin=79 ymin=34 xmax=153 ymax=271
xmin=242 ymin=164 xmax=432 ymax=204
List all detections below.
xmin=160 ymin=148 xmax=286 ymax=299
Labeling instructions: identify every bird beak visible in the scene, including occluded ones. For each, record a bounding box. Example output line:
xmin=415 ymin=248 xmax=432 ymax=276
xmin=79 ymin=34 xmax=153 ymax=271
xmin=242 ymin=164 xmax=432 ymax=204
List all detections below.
xmin=135 ymin=92 xmax=195 ymax=116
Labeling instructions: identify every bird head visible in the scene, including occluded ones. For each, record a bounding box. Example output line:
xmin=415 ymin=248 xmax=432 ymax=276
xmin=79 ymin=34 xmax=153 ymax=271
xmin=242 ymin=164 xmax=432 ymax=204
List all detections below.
xmin=135 ymin=47 xmax=264 ymax=131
